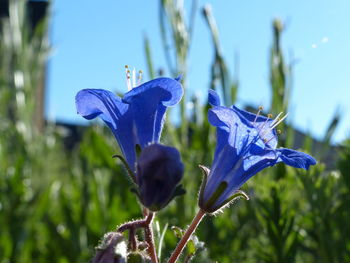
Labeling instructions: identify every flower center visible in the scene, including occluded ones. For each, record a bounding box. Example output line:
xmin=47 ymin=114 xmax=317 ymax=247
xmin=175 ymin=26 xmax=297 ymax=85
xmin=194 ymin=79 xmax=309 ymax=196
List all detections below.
xmin=125 ymin=65 xmax=143 ymax=91
xmin=253 ymin=106 xmax=289 ymax=145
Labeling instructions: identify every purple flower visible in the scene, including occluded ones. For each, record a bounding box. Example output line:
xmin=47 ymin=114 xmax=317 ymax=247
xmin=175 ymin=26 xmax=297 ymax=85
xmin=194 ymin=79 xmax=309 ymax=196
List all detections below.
xmin=199 ymin=89 xmax=316 ymax=213
xmin=75 ymin=76 xmax=183 ymax=170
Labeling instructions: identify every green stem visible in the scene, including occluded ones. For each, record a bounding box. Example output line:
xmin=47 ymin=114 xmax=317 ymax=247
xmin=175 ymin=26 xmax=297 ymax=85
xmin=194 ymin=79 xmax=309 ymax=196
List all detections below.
xmin=167 ymin=209 xmax=206 ymax=263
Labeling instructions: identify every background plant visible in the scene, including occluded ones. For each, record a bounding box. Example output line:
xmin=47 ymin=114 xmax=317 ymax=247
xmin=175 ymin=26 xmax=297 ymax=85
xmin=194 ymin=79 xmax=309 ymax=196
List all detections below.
xmin=0 ymin=1 xmax=348 ymax=262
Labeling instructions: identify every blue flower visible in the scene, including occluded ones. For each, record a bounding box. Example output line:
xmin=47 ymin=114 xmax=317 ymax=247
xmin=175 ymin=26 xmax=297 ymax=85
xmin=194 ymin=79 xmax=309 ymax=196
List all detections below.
xmin=75 ymin=76 xmax=183 ymax=170
xmin=199 ymin=89 xmax=316 ymax=213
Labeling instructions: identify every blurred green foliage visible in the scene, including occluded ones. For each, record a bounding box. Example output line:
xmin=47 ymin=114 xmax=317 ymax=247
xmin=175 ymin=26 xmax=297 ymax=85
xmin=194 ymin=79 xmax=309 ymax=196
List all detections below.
xmin=0 ymin=1 xmax=349 ymax=262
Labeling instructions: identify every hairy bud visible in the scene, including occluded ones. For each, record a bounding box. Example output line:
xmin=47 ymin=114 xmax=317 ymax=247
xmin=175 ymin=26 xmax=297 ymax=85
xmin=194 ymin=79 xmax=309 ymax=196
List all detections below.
xmin=136 ymin=143 xmax=184 ymax=211
xmin=93 ymin=232 xmax=127 ymax=263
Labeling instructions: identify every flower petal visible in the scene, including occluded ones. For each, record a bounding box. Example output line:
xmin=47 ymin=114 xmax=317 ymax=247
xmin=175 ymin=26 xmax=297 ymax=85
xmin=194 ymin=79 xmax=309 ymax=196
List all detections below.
xmin=76 ymin=89 xmax=128 ymax=129
xmin=199 ymin=145 xmax=239 ymax=210
xmin=75 ymin=89 xmax=136 ymax=167
xmin=215 ymin=149 xmax=278 ymax=207
xmin=122 ymin=78 xmax=183 ymax=147
xmin=276 ymin=148 xmax=316 ymax=170
xmin=123 ymin=77 xmax=183 ymax=107
xmin=208 ymin=106 xmax=264 ymax=158
xmin=208 ymin=89 xmax=221 ymax=106
xmin=231 ymin=106 xmax=278 ymax=149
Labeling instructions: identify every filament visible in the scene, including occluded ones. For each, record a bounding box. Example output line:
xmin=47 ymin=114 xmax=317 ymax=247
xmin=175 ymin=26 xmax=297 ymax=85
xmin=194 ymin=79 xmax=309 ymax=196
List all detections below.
xmin=125 ymin=65 xmax=132 ymax=91
xmin=253 ymin=106 xmax=264 ymax=124
xmin=257 ymin=113 xmax=272 ymax=134
xmin=270 ymin=113 xmax=289 ymax=130
xmin=132 ymin=68 xmax=136 ymax=88
xmin=269 ymin=112 xmax=284 ymax=127
xmin=138 ymin=70 xmax=143 ymax=86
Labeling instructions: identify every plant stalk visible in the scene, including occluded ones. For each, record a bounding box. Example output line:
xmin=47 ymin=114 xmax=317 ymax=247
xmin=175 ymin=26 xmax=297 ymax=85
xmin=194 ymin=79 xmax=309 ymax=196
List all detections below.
xmin=144 ymin=212 xmax=159 ymax=263
xmin=167 ymin=209 xmax=206 ymax=263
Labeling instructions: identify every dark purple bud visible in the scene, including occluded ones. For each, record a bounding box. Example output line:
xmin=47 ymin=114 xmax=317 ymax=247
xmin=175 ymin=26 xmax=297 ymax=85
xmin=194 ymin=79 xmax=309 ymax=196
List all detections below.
xmin=136 ymin=143 xmax=184 ymax=211
xmin=93 ymin=232 xmax=127 ymax=263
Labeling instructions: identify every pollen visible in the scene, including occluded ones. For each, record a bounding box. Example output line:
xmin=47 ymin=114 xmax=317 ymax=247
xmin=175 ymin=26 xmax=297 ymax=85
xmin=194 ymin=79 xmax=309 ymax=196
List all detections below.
xmin=124 ymin=65 xmax=144 ymax=91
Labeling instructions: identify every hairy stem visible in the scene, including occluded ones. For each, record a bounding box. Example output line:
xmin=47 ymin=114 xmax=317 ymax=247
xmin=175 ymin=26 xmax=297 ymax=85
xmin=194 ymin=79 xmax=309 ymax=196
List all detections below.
xmin=167 ymin=209 xmax=206 ymax=263
xmin=144 ymin=212 xmax=158 ymax=263
xmin=117 ymin=209 xmax=158 ymax=263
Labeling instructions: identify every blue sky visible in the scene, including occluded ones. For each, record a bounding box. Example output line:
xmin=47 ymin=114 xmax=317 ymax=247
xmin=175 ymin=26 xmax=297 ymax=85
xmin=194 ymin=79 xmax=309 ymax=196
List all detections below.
xmin=48 ymin=0 xmax=350 ymax=143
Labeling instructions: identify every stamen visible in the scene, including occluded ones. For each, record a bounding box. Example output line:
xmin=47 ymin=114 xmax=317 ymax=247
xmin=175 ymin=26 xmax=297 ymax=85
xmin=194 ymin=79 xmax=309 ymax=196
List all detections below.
xmin=270 ymin=113 xmax=289 ymax=130
xmin=257 ymin=113 xmax=273 ymax=139
xmin=258 ymin=113 xmax=272 ymax=131
xmin=132 ymin=68 xmax=136 ymax=88
xmin=125 ymin=65 xmax=132 ymax=91
xmin=253 ymin=106 xmax=264 ymax=124
xmin=124 ymin=66 xmax=144 ymax=90
xmin=263 ymin=134 xmax=276 ymax=145
xmin=262 ymin=129 xmax=281 ymax=145
xmin=138 ymin=70 xmax=143 ymax=86
xmin=269 ymin=112 xmax=284 ymax=127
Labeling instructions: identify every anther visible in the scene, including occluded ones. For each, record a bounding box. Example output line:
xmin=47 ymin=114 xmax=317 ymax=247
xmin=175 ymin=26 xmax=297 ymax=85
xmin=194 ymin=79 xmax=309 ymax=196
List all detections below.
xmin=138 ymin=70 xmax=143 ymax=86
xmin=125 ymin=65 xmax=132 ymax=91
xmin=257 ymin=113 xmax=273 ymax=137
xmin=253 ymin=106 xmax=264 ymax=124
xmin=277 ymin=129 xmax=282 ymax=135
xmin=124 ymin=66 xmax=144 ymax=90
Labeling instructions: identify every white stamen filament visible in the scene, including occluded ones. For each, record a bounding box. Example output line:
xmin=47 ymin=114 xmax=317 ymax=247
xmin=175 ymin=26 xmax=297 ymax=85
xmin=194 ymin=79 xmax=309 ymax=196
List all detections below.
xmin=132 ymin=68 xmax=136 ymax=88
xmin=125 ymin=66 xmax=144 ymax=90
xmin=125 ymin=65 xmax=132 ymax=91
xmin=270 ymin=113 xmax=289 ymax=130
xmin=257 ymin=113 xmax=272 ymax=134
xmin=269 ymin=111 xmax=284 ymax=127
xmin=138 ymin=70 xmax=143 ymax=86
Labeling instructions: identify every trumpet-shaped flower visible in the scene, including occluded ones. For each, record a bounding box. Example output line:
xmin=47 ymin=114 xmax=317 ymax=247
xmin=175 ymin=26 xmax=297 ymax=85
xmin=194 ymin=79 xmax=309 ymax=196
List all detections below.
xmin=75 ymin=75 xmax=183 ymax=170
xmin=199 ymin=90 xmax=316 ymax=213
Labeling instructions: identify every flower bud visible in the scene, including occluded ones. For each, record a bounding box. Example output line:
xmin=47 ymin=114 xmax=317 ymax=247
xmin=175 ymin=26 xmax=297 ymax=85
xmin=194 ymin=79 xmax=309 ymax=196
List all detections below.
xmin=93 ymin=232 xmax=127 ymax=263
xmin=136 ymin=143 xmax=184 ymax=211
